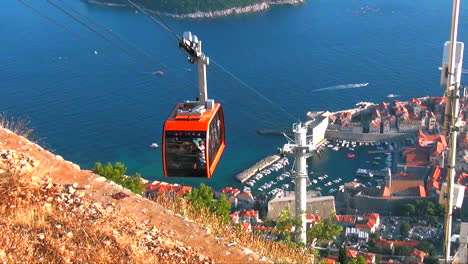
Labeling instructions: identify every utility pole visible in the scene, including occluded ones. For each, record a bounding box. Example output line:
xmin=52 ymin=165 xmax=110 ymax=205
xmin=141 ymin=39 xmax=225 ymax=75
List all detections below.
xmin=441 ymin=0 xmax=464 ymax=261
xmin=280 ymin=123 xmax=314 ymax=245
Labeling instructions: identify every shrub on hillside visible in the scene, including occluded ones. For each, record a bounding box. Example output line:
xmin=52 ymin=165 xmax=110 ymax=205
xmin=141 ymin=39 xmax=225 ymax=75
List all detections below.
xmin=92 ymin=162 xmax=145 ymax=194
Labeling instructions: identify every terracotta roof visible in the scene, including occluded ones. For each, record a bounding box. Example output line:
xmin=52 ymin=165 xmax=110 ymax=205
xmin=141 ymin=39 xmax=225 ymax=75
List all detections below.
xmin=242 ymin=222 xmax=251 ymax=230
xmin=239 ymin=209 xmax=258 ymax=217
xmin=457 ymin=173 xmax=468 ymax=184
xmin=418 ymin=185 xmax=426 ymax=198
xmin=412 ymin=98 xmax=422 ymax=105
xmin=382 ymin=186 xmax=392 ymax=197
xmin=371 ymin=120 xmax=380 ymax=127
xmin=146 ymin=182 xmax=192 ymax=196
xmin=356 ymin=219 xmax=376 ymax=229
xmin=432 ymin=167 xmax=442 ymax=180
xmin=404 ymin=147 xmax=429 ymax=167
xmin=336 ymin=215 xmax=355 ymax=223
xmin=411 ymin=249 xmax=426 ymax=259
xmin=364 ymin=213 xmax=380 ymax=220
xmin=361 ymin=252 xmax=376 ymax=263
xmin=347 ymin=249 xmax=358 ymax=258
xmin=325 ymin=258 xmax=336 ymax=264
xmin=391 ymin=240 xmax=420 ymax=247
xmin=221 ymin=187 xmax=240 ymax=196
xmin=391 ymin=180 xmax=425 ymax=195
xmin=252 ymin=225 xmax=271 ymax=232
xmin=306 ymin=214 xmax=322 ymax=221
xmin=376 ymin=240 xmax=394 ymax=247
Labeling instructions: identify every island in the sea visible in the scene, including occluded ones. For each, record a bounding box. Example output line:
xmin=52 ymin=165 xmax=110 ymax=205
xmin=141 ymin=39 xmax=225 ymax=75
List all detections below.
xmin=84 ymin=0 xmax=305 ymax=18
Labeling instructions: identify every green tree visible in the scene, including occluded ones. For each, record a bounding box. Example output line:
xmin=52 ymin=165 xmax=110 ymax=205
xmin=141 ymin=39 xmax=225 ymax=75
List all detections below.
xmin=349 ymin=256 xmax=366 ymax=264
xmin=214 ymin=194 xmax=231 ymax=222
xmin=397 ymin=203 xmax=415 ymax=216
xmin=187 ymin=183 xmax=214 ymax=209
xmin=339 ymin=244 xmax=349 ymax=264
xmin=394 ymin=245 xmax=410 ymax=256
xmin=418 ymin=240 xmax=437 ymax=256
xmin=186 ymin=184 xmax=231 ymax=221
xmin=92 ymin=162 xmax=145 ymax=194
xmin=275 ymin=207 xmax=301 ymax=243
xmin=399 ymin=221 xmax=411 ymax=237
xmin=307 ymin=212 xmax=342 ymax=245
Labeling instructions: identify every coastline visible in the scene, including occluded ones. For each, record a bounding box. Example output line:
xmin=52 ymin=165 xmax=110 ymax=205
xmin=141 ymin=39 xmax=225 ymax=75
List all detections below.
xmin=84 ymin=0 xmax=305 ymax=18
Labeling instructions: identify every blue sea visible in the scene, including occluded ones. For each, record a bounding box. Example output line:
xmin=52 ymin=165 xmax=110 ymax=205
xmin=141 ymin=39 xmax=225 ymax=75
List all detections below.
xmin=1 ymin=0 xmax=467 ymax=191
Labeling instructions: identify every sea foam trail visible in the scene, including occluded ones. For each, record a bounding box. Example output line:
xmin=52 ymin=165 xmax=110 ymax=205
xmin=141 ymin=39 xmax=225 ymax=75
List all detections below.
xmin=313 ymin=83 xmax=369 ymax=92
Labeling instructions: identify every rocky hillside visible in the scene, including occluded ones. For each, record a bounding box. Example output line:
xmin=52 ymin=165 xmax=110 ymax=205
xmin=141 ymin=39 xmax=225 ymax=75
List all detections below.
xmin=0 ymin=127 xmax=269 ymax=263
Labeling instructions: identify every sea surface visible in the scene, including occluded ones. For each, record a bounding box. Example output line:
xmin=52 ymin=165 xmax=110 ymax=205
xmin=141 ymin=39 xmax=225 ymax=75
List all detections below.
xmin=1 ymin=0 xmax=467 ymax=191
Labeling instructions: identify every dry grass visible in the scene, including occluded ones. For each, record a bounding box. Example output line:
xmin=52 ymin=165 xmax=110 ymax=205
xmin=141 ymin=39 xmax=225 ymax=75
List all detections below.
xmin=0 ymin=167 xmax=213 ymax=264
xmin=0 ymin=113 xmax=34 ymax=139
xmin=153 ymin=195 xmax=315 ymax=264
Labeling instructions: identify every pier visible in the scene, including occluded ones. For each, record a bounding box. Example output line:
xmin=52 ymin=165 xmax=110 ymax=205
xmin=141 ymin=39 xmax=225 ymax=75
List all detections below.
xmin=235 ymin=155 xmax=281 ymax=183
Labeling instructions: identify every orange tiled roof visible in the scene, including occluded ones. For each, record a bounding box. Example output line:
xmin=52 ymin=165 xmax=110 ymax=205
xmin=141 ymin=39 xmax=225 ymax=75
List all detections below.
xmin=252 ymin=225 xmax=271 ymax=232
xmin=376 ymin=239 xmax=394 ymax=247
xmin=432 ymin=167 xmax=441 ymax=180
xmin=306 ymin=214 xmax=323 ymax=221
xmin=356 ymin=219 xmax=375 ymax=229
xmin=347 ymin=249 xmax=358 ymax=258
xmin=239 ymin=209 xmax=258 ymax=217
xmin=361 ymin=252 xmax=376 ymax=263
xmin=146 ymin=182 xmax=192 ymax=196
xmin=336 ymin=215 xmax=355 ymax=223
xmin=364 ymin=213 xmax=380 ymax=220
xmin=391 ymin=240 xmax=420 ymax=247
xmin=221 ymin=186 xmax=240 ymax=196
xmin=418 ymin=185 xmax=426 ymax=198
xmin=382 ymin=186 xmax=392 ymax=197
xmin=325 ymin=258 xmax=336 ymax=264
xmin=411 ymin=249 xmax=426 ymax=259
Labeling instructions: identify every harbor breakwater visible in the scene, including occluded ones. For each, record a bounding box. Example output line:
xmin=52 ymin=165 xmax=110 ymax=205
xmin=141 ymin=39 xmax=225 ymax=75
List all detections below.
xmin=235 ymin=154 xmax=281 ymax=183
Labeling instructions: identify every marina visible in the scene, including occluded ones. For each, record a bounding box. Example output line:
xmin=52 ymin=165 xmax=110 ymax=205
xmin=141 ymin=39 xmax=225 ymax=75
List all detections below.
xmin=238 ymin=138 xmax=396 ymax=196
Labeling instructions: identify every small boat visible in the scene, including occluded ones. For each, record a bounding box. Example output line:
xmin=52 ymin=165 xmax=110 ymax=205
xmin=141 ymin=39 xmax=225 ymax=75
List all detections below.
xmin=154 ymin=70 xmax=164 ymax=76
xmin=150 ymin=143 xmax=159 ymax=148
xmin=347 ymin=153 xmax=356 ymax=158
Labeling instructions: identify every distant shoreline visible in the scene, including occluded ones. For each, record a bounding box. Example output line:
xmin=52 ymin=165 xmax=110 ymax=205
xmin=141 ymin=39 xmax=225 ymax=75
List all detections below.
xmin=84 ymin=0 xmax=305 ymax=18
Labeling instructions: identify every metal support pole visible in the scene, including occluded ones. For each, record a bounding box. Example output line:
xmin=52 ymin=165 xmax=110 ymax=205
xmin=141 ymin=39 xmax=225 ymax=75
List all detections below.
xmin=293 ymin=123 xmax=308 ymax=245
xmin=196 ymin=41 xmax=209 ymax=105
xmin=443 ymin=0 xmax=461 ymax=262
xmin=444 ymin=89 xmax=459 ymax=263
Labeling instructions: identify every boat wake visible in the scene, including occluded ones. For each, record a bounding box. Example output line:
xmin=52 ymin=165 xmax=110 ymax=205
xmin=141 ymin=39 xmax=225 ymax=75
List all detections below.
xmin=313 ymin=83 xmax=369 ymax=92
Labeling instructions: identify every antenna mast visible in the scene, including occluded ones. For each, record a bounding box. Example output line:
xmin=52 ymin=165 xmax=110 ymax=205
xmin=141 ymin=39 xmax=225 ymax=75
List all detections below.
xmin=441 ymin=0 xmax=464 ymax=261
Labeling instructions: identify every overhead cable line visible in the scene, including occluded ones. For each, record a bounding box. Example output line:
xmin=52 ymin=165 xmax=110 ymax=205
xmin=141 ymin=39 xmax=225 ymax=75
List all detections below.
xmin=126 ymin=0 xmax=301 ymax=123
xmin=127 ymin=0 xmax=180 ymax=42
xmin=45 ymin=0 xmax=198 ymax=97
xmin=46 ymin=0 xmax=156 ymax=69
xmin=211 ymin=59 xmax=300 ymax=122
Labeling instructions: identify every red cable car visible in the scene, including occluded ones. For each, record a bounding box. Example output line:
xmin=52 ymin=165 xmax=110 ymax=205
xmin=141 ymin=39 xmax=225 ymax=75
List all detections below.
xmin=162 ymin=31 xmax=225 ymax=178
xmin=163 ymin=102 xmax=225 ymax=178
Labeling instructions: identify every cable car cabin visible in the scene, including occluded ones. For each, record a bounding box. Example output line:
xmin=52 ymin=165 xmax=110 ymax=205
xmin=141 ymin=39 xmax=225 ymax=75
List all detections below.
xmin=162 ymin=102 xmax=225 ymax=178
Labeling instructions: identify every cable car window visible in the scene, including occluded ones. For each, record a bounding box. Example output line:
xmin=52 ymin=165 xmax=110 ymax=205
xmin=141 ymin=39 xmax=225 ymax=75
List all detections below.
xmin=165 ymin=131 xmax=207 ymax=177
xmin=208 ymin=110 xmax=223 ymax=165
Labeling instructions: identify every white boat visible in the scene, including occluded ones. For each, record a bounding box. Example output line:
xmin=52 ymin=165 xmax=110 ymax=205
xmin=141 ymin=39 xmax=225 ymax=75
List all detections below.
xmin=150 ymin=143 xmax=159 ymax=148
